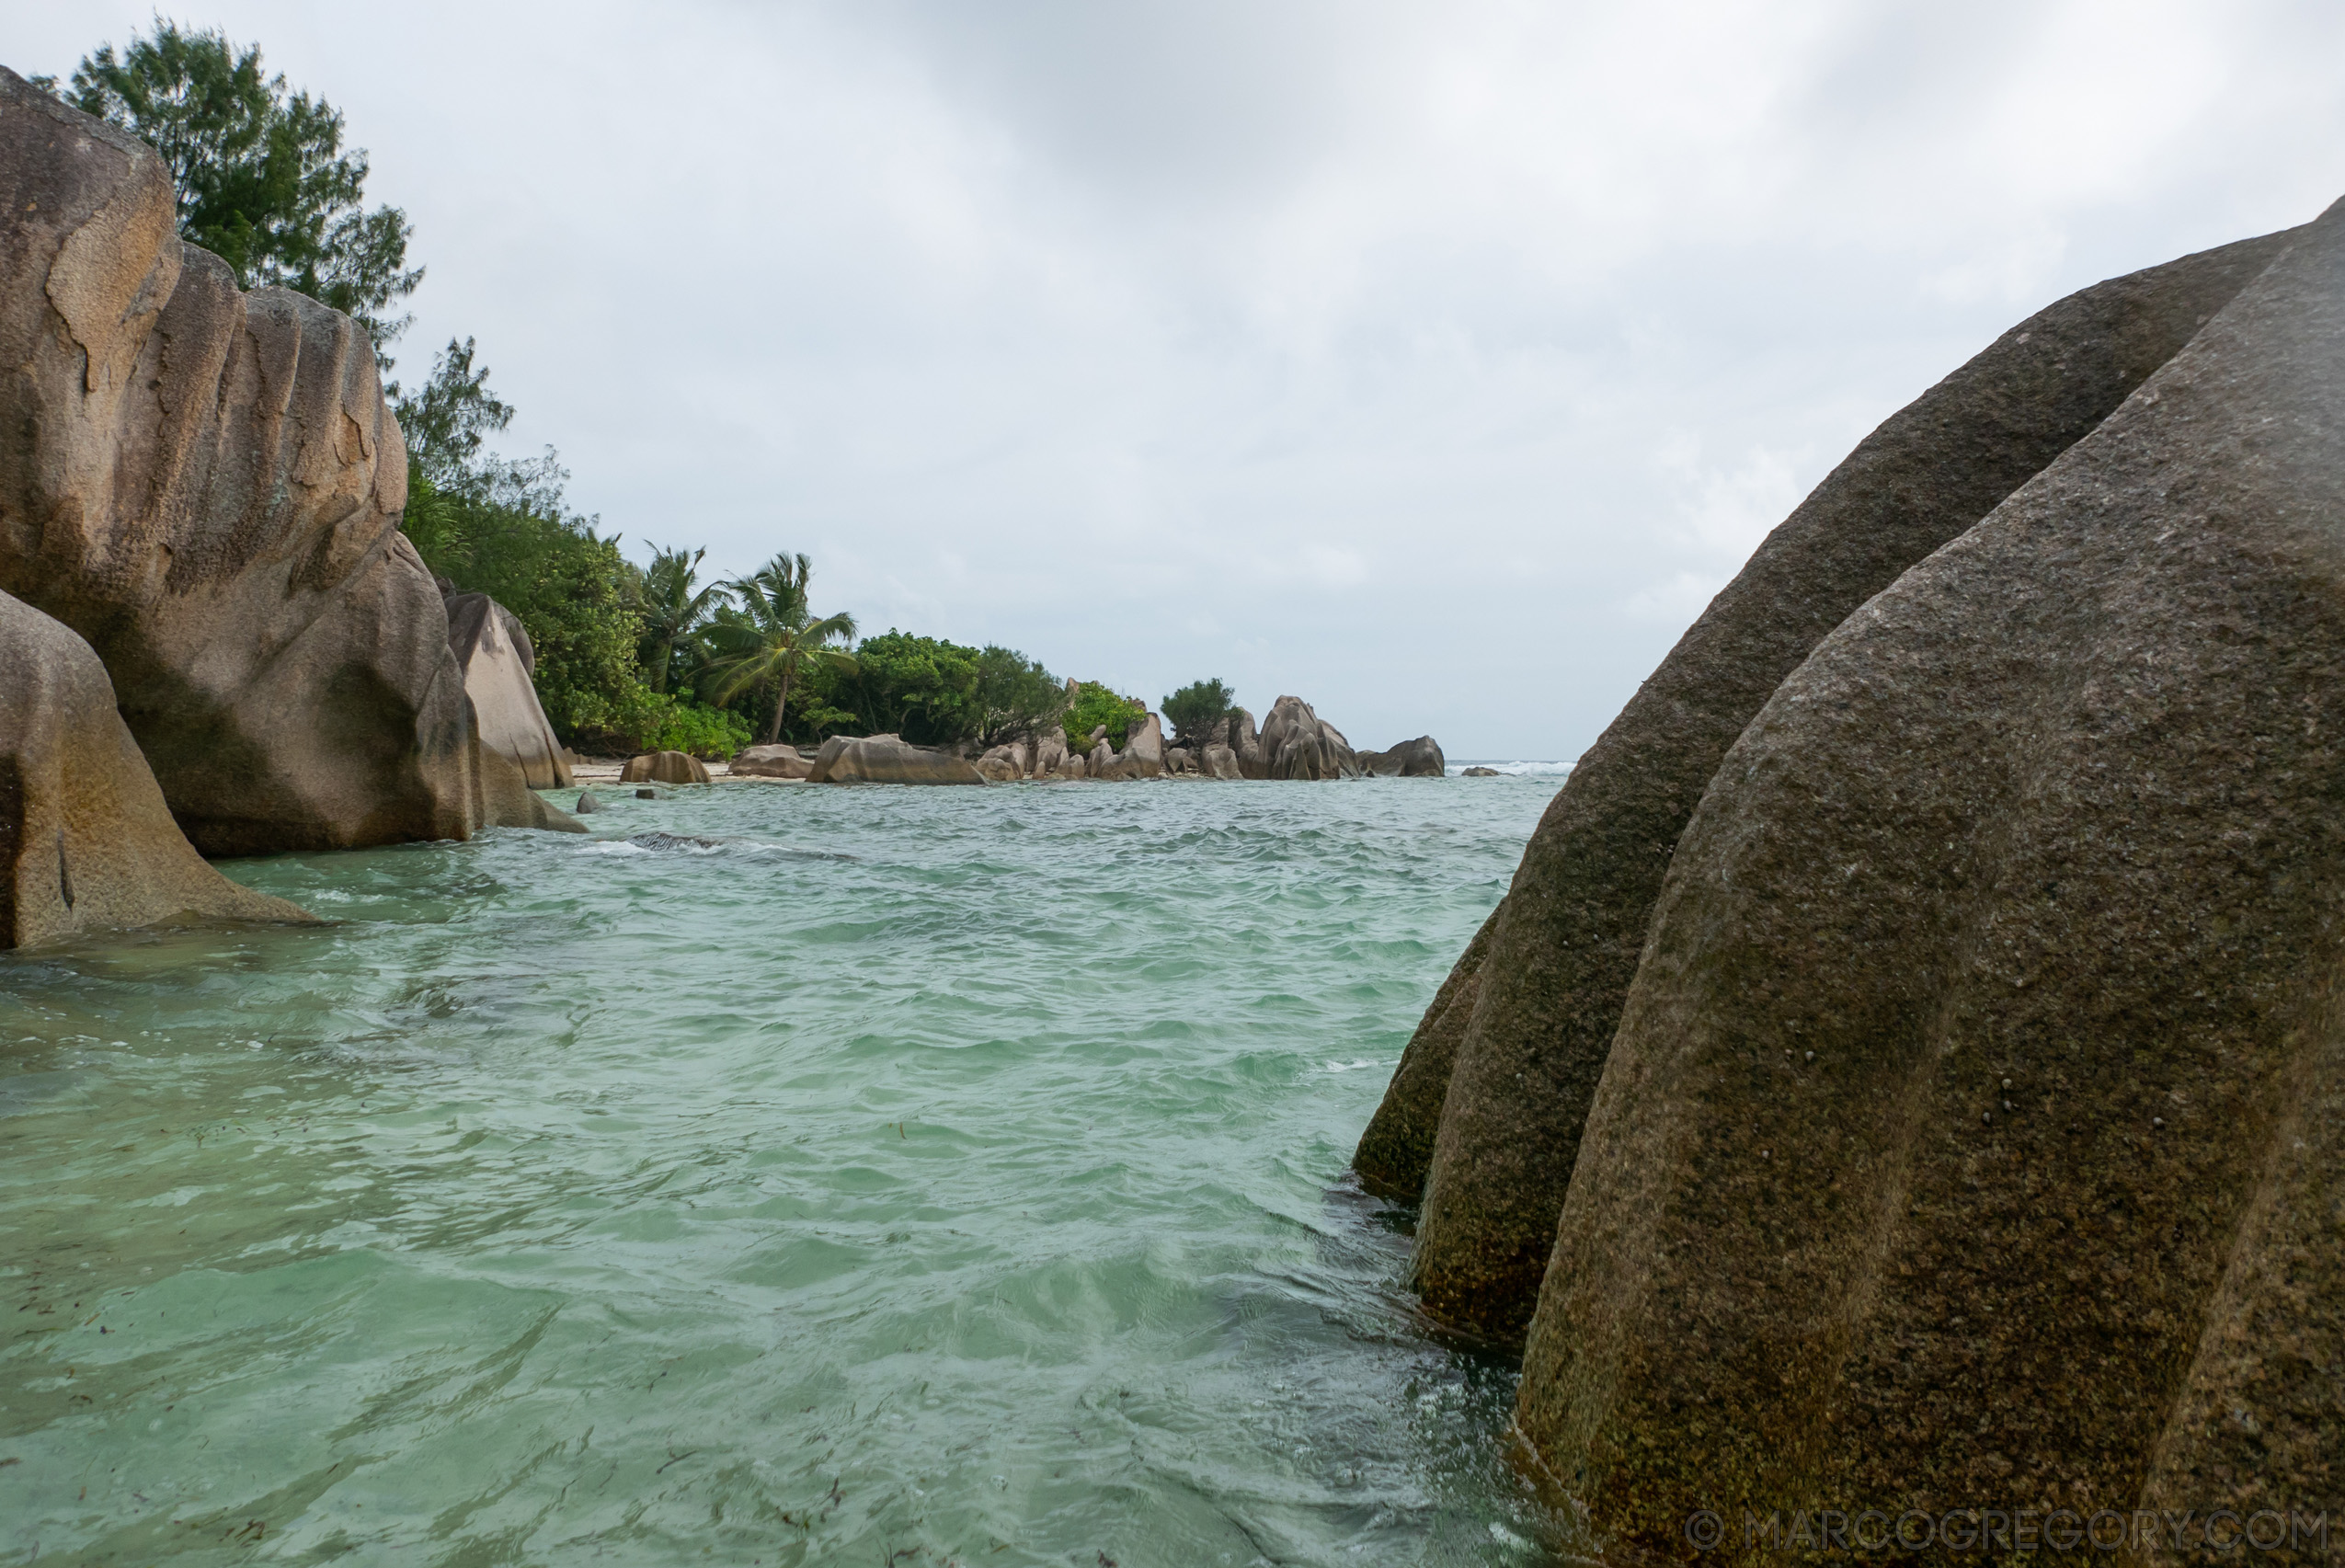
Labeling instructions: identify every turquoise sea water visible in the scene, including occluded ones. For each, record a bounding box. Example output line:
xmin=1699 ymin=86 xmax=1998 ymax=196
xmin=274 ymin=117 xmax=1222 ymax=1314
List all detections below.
xmin=2 ymin=775 xmax=1561 ymax=1566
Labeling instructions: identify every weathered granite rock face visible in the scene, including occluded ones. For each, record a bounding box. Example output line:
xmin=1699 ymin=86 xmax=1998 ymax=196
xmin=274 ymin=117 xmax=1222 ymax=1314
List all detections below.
xmin=1515 ymin=200 xmax=2345 ymax=1555
xmin=1120 ymin=714 xmax=1167 ymax=779
xmin=1163 ymin=746 xmax=1192 ymax=773
xmin=1359 ymin=736 xmax=1446 ymax=778
xmin=1218 ymin=709 xmax=1265 ymax=778
xmin=1361 ymin=220 xmax=2302 ymax=1341
xmin=1201 ymin=743 xmax=1242 ymax=781
xmin=0 ymin=590 xmax=312 ymax=946
xmin=807 ymin=734 xmax=983 ymax=785
xmin=975 ymin=744 xmax=1023 ymax=782
xmin=1258 ymin=696 xmax=1358 ymax=780
xmin=622 ymin=750 xmax=710 ymax=785
xmin=445 ymin=591 xmax=571 ymax=790
xmin=729 ymin=744 xmax=813 ymax=779
xmin=0 ymin=69 xmax=541 ymax=853
xmin=1032 ymin=731 xmax=1069 ymax=778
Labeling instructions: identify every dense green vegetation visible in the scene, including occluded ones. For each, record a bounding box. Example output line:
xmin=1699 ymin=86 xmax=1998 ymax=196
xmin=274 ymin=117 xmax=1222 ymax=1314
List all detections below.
xmin=1161 ymin=679 xmax=1237 ymax=746
xmin=1063 ymin=682 xmax=1147 ymax=752
xmin=50 ymin=21 xmax=1236 ymax=762
xmin=41 ymin=20 xmax=418 ymax=354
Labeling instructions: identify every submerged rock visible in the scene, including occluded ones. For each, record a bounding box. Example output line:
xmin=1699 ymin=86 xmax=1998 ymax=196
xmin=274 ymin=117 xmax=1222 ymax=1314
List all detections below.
xmin=445 ymin=590 xmax=572 ymax=790
xmin=621 ymin=751 xmax=710 ymax=785
xmin=0 ymin=70 xmax=553 ymax=853
xmin=575 ymin=791 xmax=602 ymax=814
xmin=806 ymin=734 xmax=983 ymax=785
xmin=0 ymin=590 xmax=312 ymax=947
xmin=1360 ymin=217 xmax=2303 ymax=1342
xmin=627 ymin=831 xmax=722 ymax=853
xmin=1458 ymin=766 xmax=1500 ymax=777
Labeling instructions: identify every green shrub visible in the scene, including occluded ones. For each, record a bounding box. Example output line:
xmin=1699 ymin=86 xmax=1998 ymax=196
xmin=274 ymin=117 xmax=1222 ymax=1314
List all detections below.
xmin=1063 ymin=681 xmax=1145 ymax=752
xmin=1161 ymin=678 xmax=1236 ymax=746
xmin=560 ymin=689 xmax=751 ymax=759
xmin=837 ymin=630 xmax=983 ymax=747
xmin=404 ymin=463 xmax=648 ymax=746
xmin=974 ymin=646 xmax=1064 ymax=747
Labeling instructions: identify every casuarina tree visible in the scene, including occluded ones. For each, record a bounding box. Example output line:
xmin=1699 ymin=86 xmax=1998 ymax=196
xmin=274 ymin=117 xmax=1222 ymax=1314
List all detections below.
xmin=45 ymin=19 xmax=421 ymax=356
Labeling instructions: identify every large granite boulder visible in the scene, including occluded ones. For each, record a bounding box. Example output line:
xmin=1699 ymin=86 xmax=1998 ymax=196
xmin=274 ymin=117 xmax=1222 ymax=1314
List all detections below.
xmin=0 ymin=69 xmax=547 ymax=853
xmin=1120 ymin=713 xmax=1167 ymax=778
xmin=975 ymin=743 xmax=1024 ymax=782
xmin=621 ymin=750 xmax=710 ymax=784
xmin=1358 ymin=735 xmax=1446 ymax=777
xmin=1201 ymin=742 xmax=1242 ymax=780
xmin=1032 ymin=730 xmax=1070 ymax=778
xmin=0 ymin=590 xmax=312 ymax=947
xmin=1228 ymin=708 xmax=1265 ymax=778
xmin=1085 ymin=738 xmax=1120 ymax=780
xmin=444 ymin=590 xmax=571 ymax=789
xmin=729 ymin=744 xmax=813 ymax=779
xmin=1258 ymin=695 xmax=1358 ymax=779
xmin=1356 ymin=219 xmax=2302 ymax=1341
xmin=1511 ymin=199 xmax=2345 ymax=1553
xmin=806 ymin=734 xmax=983 ymax=784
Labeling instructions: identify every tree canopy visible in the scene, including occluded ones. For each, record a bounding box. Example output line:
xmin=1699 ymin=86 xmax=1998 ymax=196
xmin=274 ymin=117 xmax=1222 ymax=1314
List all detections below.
xmin=46 ymin=20 xmax=420 ymax=356
xmin=1161 ymin=678 xmax=1237 ymax=746
xmin=1063 ymin=681 xmax=1146 ymax=752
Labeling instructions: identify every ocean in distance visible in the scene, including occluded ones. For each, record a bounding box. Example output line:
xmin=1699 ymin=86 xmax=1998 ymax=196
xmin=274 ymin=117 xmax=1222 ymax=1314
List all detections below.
xmin=3 ymin=773 xmax=1568 ymax=1566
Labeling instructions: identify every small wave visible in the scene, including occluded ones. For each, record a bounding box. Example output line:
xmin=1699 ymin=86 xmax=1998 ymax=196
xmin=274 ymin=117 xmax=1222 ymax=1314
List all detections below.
xmin=1447 ymin=760 xmax=1575 ymax=778
xmin=626 ymin=831 xmax=726 ymax=853
xmin=1321 ymin=1059 xmax=1386 ymax=1074
xmin=576 ymin=840 xmax=653 ymax=856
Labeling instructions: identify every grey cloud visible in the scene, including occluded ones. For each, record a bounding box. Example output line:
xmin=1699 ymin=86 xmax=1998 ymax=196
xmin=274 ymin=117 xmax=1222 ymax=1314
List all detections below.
xmin=9 ymin=0 xmax=2342 ymax=754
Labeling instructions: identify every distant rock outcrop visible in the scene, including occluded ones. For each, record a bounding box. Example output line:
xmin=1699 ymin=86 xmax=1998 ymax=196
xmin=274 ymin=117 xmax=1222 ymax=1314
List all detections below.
xmin=807 ymin=734 xmax=983 ymax=785
xmin=0 ymin=70 xmax=555 ymax=853
xmin=1358 ymin=736 xmax=1445 ymax=777
xmin=1201 ymin=743 xmax=1242 ymax=781
xmin=729 ymin=744 xmax=814 ymax=779
xmin=622 ymin=750 xmax=710 ymax=785
xmin=0 ymin=590 xmax=313 ymax=947
xmin=1258 ymin=696 xmax=1358 ymax=780
xmin=1358 ymin=202 xmax=2345 ymax=1543
xmin=444 ymin=590 xmax=572 ymax=790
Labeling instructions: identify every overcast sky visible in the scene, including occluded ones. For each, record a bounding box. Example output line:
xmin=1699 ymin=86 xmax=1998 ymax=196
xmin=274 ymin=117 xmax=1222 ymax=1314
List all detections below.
xmin=12 ymin=1 xmax=2344 ymax=756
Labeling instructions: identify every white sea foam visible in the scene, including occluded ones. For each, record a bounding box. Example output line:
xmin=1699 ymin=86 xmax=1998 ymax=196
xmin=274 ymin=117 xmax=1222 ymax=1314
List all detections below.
xmin=1447 ymin=759 xmax=1575 ymax=778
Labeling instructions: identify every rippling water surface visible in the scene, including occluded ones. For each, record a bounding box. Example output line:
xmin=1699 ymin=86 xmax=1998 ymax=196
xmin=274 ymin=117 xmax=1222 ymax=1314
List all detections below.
xmin=2 ymin=775 xmax=1562 ymax=1566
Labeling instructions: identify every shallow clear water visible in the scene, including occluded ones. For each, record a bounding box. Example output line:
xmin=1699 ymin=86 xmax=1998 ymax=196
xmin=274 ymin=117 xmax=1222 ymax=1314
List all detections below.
xmin=1 ymin=776 xmax=1561 ymax=1566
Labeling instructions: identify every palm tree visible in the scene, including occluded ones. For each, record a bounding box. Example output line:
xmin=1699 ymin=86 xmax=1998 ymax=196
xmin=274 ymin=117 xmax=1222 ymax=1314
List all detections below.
xmin=637 ymin=545 xmax=730 ymax=693
xmin=705 ymin=552 xmax=858 ymax=744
